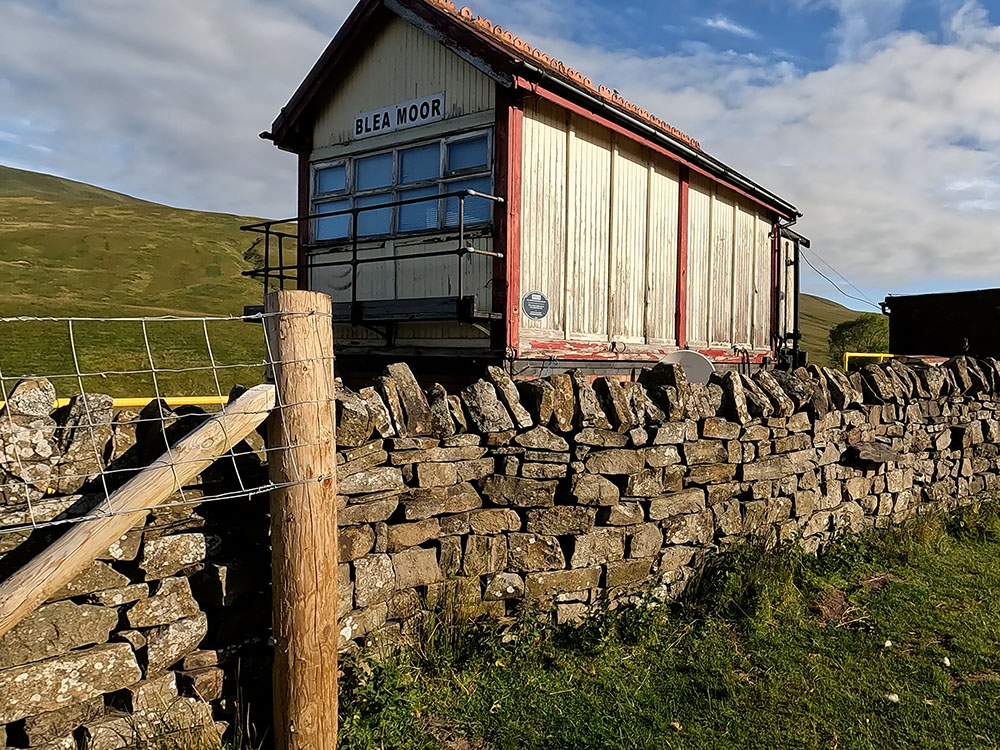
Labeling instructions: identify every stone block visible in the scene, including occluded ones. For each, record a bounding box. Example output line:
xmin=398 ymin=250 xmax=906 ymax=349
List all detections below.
xmin=387 ymin=519 xmax=441 ymax=551
xmin=140 ymin=534 xmax=220 ymax=580
xmin=339 ymin=525 xmax=376 ymax=561
xmin=662 ymin=509 xmax=714 ymax=545
xmin=354 ymin=554 xmax=396 ymax=607
xmin=406 ymin=482 xmax=482 ymax=519
xmin=126 ymin=577 xmax=200 ymax=629
xmin=598 ymin=502 xmax=644 ymax=526
xmin=507 ymin=533 xmax=565 ymax=571
xmin=52 ymin=560 xmax=130 ymax=600
xmin=0 ymin=643 xmax=141 ymax=724
xmin=652 ymin=423 xmax=687 ymax=444
xmin=525 ymin=567 xmax=601 ymax=600
xmin=605 ymin=558 xmax=654 ymax=589
xmin=463 ymin=535 xmax=508 ymax=576
xmin=518 ymin=379 xmax=555 ymax=427
xmin=526 ymin=506 xmax=597 ymax=535
xmin=569 ymin=474 xmax=620 ymax=505
xmin=480 ymin=475 xmax=557 ymax=508
xmin=571 ymin=528 xmax=625 ymax=567
xmin=515 ymin=426 xmax=569 ymax=452
xmin=468 ymin=508 xmax=521 ymax=534
xmin=487 ymin=366 xmax=533 ymax=429
xmin=484 ymin=572 xmax=525 ymax=600
xmin=385 ymin=363 xmax=435 ymax=436
xmin=146 ymin=612 xmax=208 ymax=675
xmin=340 ymin=496 xmax=398 ymax=525
xmin=576 ymin=428 xmax=629 ymax=447
xmin=522 ymin=462 xmax=568 ymax=479
xmin=339 ymin=466 xmax=405 ymax=496
xmin=648 ymin=489 xmax=706 ymax=520
xmin=643 ymin=445 xmax=682 ymax=467
xmin=586 ymin=449 xmax=645 ymax=475
xmin=392 ymin=547 xmax=441 ymax=589
xmin=571 ymin=371 xmax=613 ymax=430
xmin=628 ymin=523 xmax=663 ymax=558
xmin=85 ymin=583 xmax=150 ymax=607
xmin=686 ymin=463 xmax=737 ymax=485
xmin=0 ymin=600 xmax=118 ymax=670
xmin=461 ymin=380 xmax=515 ymax=433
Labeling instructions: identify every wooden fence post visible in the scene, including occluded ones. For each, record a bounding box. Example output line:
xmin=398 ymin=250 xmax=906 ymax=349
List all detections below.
xmin=264 ymin=290 xmax=339 ymax=750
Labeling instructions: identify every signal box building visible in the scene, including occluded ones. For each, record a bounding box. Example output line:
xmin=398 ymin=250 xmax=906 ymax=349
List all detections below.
xmin=256 ymin=0 xmax=802 ymax=380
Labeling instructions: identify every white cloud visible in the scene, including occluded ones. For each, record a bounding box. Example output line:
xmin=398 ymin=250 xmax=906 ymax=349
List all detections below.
xmin=0 ymin=0 xmax=355 ymax=216
xmin=701 ymin=14 xmax=759 ymax=39
xmin=794 ymin=0 xmax=910 ymax=60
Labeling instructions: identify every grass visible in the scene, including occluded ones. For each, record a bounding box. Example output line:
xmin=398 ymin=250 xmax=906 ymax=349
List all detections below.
xmin=0 ymin=165 xmax=267 ymax=397
xmin=338 ymin=501 xmax=1000 ymax=750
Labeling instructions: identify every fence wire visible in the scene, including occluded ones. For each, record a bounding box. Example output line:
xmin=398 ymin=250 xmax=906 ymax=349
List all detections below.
xmin=0 ymin=311 xmax=336 ymax=537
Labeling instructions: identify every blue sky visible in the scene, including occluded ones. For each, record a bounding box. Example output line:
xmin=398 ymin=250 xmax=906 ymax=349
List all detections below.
xmin=1 ymin=0 xmax=999 ymax=311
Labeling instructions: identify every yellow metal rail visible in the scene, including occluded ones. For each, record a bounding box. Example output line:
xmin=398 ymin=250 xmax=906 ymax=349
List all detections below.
xmin=843 ymin=352 xmax=894 ymax=371
xmin=0 ymin=396 xmax=230 ymax=410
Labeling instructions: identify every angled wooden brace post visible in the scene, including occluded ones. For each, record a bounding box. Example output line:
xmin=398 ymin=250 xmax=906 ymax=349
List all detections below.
xmin=264 ymin=290 xmax=339 ymax=750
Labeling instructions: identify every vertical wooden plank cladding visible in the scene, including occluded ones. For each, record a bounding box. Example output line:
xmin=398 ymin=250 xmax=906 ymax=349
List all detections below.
xmin=519 ymin=97 xmax=568 ymax=337
xmin=751 ymin=213 xmax=773 ymax=349
xmin=566 ymin=114 xmax=611 ymax=340
xmin=311 ymin=16 xmax=495 ymax=148
xmin=610 ymin=138 xmax=649 ymax=343
xmin=709 ymin=189 xmax=735 ymax=347
xmin=648 ymin=162 xmax=679 ymax=345
xmin=686 ymin=174 xmax=712 ymax=348
xmin=675 ymin=166 xmax=689 ymax=348
xmin=495 ymin=87 xmax=523 ymax=355
xmin=733 ymin=203 xmax=756 ymax=347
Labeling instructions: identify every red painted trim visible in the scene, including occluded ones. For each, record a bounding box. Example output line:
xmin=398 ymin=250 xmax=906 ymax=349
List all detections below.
xmin=520 ymin=339 xmax=770 ymax=364
xmin=516 ymin=79 xmax=794 ymax=220
xmin=676 ymin=166 xmax=690 ymax=349
xmin=492 ymin=88 xmax=522 ymax=356
xmin=296 ymin=135 xmax=313 ymax=290
xmin=770 ymin=217 xmax=780 ymax=355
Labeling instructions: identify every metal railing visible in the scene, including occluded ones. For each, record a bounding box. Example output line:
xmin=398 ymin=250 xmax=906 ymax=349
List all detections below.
xmin=240 ymin=189 xmax=504 ymax=325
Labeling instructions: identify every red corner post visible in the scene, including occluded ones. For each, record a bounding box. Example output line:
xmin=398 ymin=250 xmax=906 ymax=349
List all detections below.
xmin=494 ymin=89 xmax=523 ymax=358
xmin=675 ymin=166 xmax=690 ymax=349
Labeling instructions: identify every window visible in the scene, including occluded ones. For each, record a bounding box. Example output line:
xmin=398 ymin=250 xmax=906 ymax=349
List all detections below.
xmin=310 ymin=131 xmax=492 ymax=241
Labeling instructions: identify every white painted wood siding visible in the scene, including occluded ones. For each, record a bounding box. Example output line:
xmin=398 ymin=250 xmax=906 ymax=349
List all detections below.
xmin=686 ymin=178 xmax=775 ymax=352
xmin=311 ymin=15 xmax=495 ymax=149
xmin=519 ymin=98 xmax=681 ymax=348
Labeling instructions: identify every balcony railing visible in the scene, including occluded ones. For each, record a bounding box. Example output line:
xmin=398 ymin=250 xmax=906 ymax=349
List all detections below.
xmin=241 ymin=189 xmax=505 ymax=326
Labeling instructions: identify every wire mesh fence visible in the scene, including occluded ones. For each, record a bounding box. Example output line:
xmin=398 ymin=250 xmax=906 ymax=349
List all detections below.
xmin=0 ymin=309 xmax=336 ymax=538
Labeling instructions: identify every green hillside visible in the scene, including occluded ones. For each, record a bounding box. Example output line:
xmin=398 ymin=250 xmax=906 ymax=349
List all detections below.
xmin=0 ymin=165 xmax=267 ymax=397
xmin=799 ymin=293 xmax=864 ymax=367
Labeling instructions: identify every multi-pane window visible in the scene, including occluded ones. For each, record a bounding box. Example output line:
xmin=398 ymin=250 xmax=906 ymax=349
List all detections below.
xmin=311 ymin=131 xmax=493 ymax=242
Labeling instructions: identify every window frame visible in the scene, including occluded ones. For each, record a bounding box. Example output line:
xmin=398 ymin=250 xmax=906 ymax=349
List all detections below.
xmin=308 ymin=129 xmax=493 ymax=244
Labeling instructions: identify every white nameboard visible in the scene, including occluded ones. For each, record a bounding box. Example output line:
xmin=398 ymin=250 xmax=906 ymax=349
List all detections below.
xmin=354 ymin=93 xmax=445 ymax=140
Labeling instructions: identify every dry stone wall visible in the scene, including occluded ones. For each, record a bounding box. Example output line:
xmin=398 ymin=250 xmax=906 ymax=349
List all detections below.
xmin=2 ymin=355 xmax=1000 ymax=748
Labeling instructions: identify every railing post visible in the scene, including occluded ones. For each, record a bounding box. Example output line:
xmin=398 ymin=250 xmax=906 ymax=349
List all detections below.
xmin=264 ymin=290 xmax=338 ymax=750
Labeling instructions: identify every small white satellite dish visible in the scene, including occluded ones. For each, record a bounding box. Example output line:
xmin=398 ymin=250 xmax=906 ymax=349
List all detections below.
xmin=659 ymin=350 xmax=716 ymax=384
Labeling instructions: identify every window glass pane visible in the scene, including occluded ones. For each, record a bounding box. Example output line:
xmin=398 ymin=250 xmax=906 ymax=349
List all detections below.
xmin=314 ymin=199 xmax=349 ymax=240
xmin=444 ymin=177 xmax=493 ymax=227
xmin=356 ymin=193 xmax=392 ymax=236
xmin=400 ymin=144 xmax=440 ymax=184
xmin=398 ymin=186 xmax=439 ymax=232
xmin=356 ymin=153 xmax=393 ymax=191
xmin=315 ymin=165 xmax=346 ymax=194
xmin=448 ymin=136 xmax=488 ymax=172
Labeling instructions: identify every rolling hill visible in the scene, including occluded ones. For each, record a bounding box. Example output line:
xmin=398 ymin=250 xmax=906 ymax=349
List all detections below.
xmin=799 ymin=293 xmax=864 ymax=367
xmin=0 ymin=165 xmax=266 ymax=396
xmin=0 ymin=165 xmax=862 ymax=394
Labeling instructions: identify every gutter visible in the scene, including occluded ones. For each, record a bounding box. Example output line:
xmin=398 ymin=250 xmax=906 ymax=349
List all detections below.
xmin=513 ymin=61 xmax=801 ymax=219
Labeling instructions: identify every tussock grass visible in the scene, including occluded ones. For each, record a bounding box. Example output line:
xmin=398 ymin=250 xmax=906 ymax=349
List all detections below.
xmin=338 ymin=503 xmax=1000 ymax=750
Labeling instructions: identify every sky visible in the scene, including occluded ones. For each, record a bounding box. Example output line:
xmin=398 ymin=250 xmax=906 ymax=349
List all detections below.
xmin=1 ymin=0 xmax=999 ymax=310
